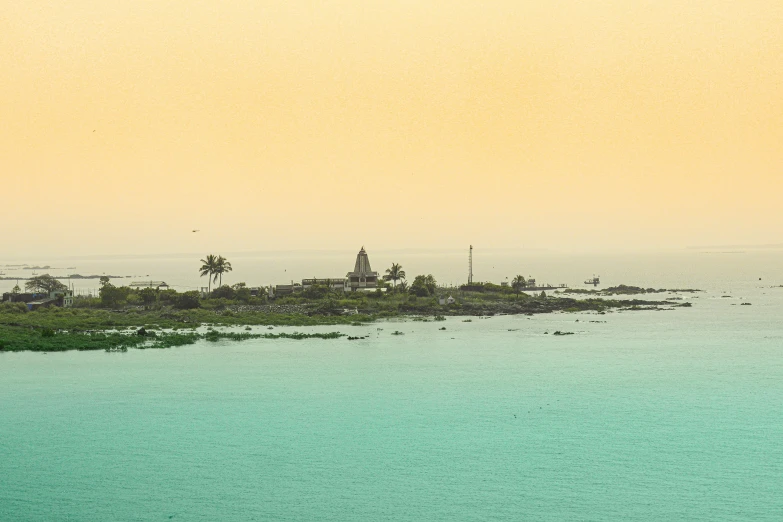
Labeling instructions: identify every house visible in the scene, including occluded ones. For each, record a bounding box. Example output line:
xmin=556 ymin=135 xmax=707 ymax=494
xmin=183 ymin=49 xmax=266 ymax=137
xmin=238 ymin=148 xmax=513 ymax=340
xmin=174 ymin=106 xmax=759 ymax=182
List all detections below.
xmin=3 ymin=292 xmax=47 ymax=304
xmin=346 ymin=247 xmax=379 ymax=292
xmin=4 ymin=290 xmax=74 ymax=310
xmin=273 ymin=283 xmax=302 ymax=296
xmin=301 ymin=278 xmax=347 ymax=292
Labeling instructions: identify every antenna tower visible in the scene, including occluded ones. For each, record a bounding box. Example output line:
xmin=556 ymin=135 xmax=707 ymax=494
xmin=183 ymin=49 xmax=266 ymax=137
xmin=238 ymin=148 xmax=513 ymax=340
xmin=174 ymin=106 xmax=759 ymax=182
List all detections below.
xmin=468 ymin=245 xmax=473 ymax=284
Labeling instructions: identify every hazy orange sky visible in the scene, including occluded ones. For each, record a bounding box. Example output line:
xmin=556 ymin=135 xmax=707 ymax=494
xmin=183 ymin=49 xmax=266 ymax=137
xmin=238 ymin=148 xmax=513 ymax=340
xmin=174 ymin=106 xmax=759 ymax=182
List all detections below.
xmin=2 ymin=1 xmax=781 ymax=257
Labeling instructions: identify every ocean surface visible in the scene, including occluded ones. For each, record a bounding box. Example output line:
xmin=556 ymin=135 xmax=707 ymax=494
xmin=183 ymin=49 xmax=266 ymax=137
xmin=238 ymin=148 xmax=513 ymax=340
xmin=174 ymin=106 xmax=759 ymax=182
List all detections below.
xmin=1 ymin=250 xmax=782 ymax=520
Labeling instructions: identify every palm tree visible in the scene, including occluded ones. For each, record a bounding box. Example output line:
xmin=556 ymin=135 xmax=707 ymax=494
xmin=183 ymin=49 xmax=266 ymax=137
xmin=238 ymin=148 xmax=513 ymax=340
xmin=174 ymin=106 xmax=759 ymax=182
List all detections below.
xmin=199 ymin=254 xmax=219 ymax=293
xmin=511 ymin=274 xmax=527 ymax=295
xmin=384 ymin=263 xmax=406 ymax=288
xmin=215 ymin=256 xmax=233 ymax=287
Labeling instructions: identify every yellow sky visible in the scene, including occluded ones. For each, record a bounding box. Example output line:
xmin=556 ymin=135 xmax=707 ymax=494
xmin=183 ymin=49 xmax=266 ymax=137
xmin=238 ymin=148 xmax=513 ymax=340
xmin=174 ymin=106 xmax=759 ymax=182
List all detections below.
xmin=2 ymin=1 xmax=781 ymax=256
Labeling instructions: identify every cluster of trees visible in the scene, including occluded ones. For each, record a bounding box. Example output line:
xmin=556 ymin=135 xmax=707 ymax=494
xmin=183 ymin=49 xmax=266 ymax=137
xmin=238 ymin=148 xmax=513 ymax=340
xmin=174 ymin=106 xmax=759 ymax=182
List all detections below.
xmin=409 ymin=274 xmax=437 ymax=297
xmin=209 ymin=282 xmax=252 ymax=301
xmin=383 ymin=263 xmax=438 ymax=297
xmin=97 ymin=277 xmax=200 ymax=309
xmin=199 ymin=255 xmax=233 ymax=292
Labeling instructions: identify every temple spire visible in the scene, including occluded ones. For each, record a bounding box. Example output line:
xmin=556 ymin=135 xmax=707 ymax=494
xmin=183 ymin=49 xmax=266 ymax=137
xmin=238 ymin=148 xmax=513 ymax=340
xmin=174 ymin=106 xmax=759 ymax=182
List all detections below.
xmin=347 ymin=247 xmax=378 ymax=291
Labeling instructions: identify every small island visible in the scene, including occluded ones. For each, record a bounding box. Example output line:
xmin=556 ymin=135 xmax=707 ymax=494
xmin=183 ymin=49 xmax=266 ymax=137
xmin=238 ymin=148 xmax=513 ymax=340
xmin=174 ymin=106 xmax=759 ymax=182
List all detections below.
xmin=0 ymin=249 xmax=695 ymax=353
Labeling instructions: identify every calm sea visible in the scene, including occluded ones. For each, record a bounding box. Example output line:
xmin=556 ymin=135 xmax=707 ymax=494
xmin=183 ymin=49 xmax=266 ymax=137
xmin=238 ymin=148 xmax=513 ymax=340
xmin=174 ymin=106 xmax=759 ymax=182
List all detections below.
xmin=1 ymin=250 xmax=782 ymax=520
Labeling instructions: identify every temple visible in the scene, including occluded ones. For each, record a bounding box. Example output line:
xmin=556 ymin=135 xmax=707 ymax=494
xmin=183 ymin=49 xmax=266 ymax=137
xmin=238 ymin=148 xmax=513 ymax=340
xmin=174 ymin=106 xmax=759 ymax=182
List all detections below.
xmin=346 ymin=247 xmax=379 ymax=291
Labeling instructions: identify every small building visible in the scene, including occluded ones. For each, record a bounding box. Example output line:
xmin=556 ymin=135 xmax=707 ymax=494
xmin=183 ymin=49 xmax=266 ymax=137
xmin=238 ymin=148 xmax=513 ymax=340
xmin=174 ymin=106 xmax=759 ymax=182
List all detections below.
xmin=51 ymin=290 xmax=73 ymax=308
xmin=273 ymin=283 xmax=302 ymax=296
xmin=3 ymin=290 xmax=72 ymax=309
xmin=129 ymin=281 xmax=169 ymax=290
xmin=301 ymin=278 xmax=347 ymax=292
xmin=3 ymin=292 xmax=46 ymax=304
xmin=438 ymin=295 xmax=456 ymax=305
xmin=16 ymin=290 xmax=74 ymax=311
xmin=346 ymin=247 xmax=379 ymax=292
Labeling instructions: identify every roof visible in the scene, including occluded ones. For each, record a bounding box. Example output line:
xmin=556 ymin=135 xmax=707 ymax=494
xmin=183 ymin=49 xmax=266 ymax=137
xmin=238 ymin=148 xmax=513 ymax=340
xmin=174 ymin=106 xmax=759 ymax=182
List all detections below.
xmin=347 ymin=246 xmax=378 ymax=276
xmin=129 ymin=281 xmax=169 ymax=288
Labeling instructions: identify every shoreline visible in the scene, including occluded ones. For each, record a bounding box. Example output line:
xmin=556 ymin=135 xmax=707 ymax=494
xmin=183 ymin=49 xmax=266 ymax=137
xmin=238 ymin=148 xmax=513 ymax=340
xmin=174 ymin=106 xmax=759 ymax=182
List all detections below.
xmin=0 ymin=292 xmax=693 ymax=352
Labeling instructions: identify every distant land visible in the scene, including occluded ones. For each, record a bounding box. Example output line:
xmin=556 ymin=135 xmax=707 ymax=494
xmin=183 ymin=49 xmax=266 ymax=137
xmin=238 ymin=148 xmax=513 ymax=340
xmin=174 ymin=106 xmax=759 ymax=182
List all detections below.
xmin=687 ymin=243 xmax=783 ymax=250
xmin=0 ymin=274 xmax=127 ymax=281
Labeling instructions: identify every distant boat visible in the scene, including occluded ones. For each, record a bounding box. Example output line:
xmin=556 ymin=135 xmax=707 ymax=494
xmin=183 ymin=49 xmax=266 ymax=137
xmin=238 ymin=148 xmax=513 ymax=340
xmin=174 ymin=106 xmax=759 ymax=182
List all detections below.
xmin=584 ymin=276 xmax=600 ymax=286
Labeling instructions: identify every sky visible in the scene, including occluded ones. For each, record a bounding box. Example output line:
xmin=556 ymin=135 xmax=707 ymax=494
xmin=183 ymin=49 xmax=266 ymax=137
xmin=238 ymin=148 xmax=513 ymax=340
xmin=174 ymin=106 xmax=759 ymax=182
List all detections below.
xmin=2 ymin=1 xmax=781 ymax=257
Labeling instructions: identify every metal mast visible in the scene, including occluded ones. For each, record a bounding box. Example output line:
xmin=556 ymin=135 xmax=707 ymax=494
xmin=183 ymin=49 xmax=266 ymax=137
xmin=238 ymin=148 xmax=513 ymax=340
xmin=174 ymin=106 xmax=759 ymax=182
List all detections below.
xmin=468 ymin=245 xmax=473 ymax=284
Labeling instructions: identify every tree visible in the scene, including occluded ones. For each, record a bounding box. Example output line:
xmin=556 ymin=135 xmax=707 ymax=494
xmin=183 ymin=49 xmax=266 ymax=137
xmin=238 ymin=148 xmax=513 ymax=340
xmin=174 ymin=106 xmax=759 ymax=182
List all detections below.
xmin=214 ymin=256 xmax=233 ymax=287
xmin=25 ymin=274 xmax=67 ymax=294
xmin=11 ymin=283 xmax=21 ymax=294
xmin=139 ymin=287 xmax=158 ymax=307
xmin=199 ymin=254 xmax=219 ymax=293
xmin=232 ymin=282 xmax=251 ymax=302
xmin=211 ymin=285 xmax=235 ymax=299
xmin=100 ymin=283 xmax=129 ymax=308
xmin=384 ymin=263 xmax=406 ymax=289
xmin=511 ymin=275 xmax=527 ymax=294
xmin=410 ymin=274 xmax=437 ymax=297
xmin=99 ymin=276 xmax=111 ymax=288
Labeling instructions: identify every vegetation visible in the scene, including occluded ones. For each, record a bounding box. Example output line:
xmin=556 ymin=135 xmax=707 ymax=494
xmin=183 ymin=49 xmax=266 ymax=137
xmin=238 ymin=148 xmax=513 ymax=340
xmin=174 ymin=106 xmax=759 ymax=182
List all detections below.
xmin=24 ymin=274 xmax=68 ymax=294
xmin=384 ymin=263 xmax=406 ymax=289
xmin=199 ymin=254 xmax=219 ymax=293
xmin=199 ymin=254 xmax=234 ymax=292
xmin=410 ymin=274 xmax=437 ymax=297
xmin=511 ymin=275 xmax=527 ymax=294
xmin=0 ymin=323 xmax=345 ymax=352
xmin=214 ymin=256 xmax=233 ymax=287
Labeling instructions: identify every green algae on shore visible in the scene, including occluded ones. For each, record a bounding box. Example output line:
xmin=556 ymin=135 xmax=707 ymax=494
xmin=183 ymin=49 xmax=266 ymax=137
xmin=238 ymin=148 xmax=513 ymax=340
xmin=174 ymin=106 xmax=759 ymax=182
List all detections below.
xmin=0 ymin=326 xmax=346 ymax=352
xmin=0 ymin=291 xmax=689 ymax=352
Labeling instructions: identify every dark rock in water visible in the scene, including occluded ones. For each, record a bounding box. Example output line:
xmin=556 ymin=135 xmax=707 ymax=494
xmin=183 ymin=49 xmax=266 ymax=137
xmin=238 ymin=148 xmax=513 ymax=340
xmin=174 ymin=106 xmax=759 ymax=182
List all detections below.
xmin=439 ymin=327 xmax=446 ymax=330
xmin=137 ymin=327 xmax=147 ymax=336
xmin=740 ymin=302 xmax=752 ymax=306
xmin=553 ymin=331 xmax=574 ymax=336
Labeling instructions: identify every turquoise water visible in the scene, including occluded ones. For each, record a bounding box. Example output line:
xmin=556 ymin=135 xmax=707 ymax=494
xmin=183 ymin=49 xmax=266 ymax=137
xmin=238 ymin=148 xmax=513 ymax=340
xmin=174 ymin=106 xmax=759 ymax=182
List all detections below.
xmin=2 ymin=287 xmax=783 ymax=520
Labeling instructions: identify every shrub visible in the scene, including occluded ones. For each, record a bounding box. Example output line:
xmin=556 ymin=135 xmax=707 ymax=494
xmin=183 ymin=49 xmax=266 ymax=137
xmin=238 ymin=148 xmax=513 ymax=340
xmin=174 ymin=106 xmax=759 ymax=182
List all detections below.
xmin=0 ymin=302 xmax=28 ymax=314
xmin=175 ymin=291 xmax=201 ymax=310
xmin=210 ymin=285 xmax=235 ymax=299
